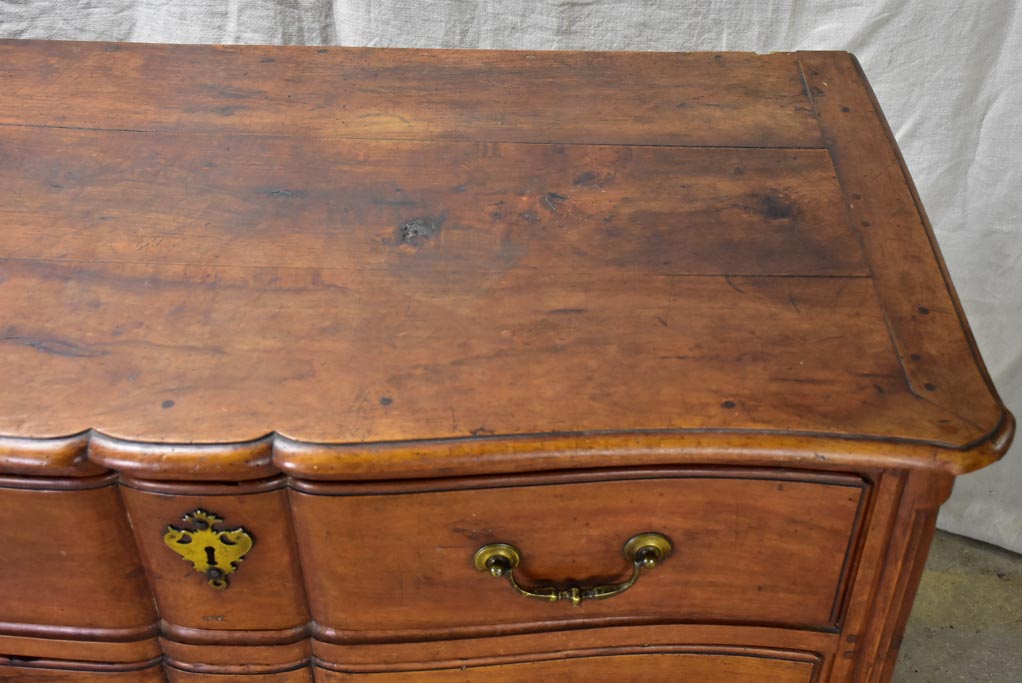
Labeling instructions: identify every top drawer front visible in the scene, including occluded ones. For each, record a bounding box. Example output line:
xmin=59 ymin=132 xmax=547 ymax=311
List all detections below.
xmin=290 ymin=469 xmax=866 ymax=640
xmin=0 ymin=476 xmax=157 ymax=633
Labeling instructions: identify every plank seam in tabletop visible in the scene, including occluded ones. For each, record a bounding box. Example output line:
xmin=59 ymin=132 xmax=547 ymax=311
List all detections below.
xmin=0 ymin=122 xmax=829 ymax=151
xmin=0 ymin=256 xmax=874 ymax=276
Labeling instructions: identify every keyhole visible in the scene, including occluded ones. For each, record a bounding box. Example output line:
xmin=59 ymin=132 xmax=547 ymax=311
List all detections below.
xmin=204 ymin=546 xmax=217 ymax=566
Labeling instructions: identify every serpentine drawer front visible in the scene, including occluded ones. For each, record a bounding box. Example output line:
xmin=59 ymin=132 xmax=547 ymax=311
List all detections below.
xmin=289 ymin=470 xmax=866 ymax=638
xmin=0 ymin=41 xmax=1013 ymax=682
xmin=312 ymin=650 xmax=821 ymax=682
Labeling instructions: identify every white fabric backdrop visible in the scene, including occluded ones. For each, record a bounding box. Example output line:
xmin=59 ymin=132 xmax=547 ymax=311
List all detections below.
xmin=2 ymin=1 xmax=1020 ymax=552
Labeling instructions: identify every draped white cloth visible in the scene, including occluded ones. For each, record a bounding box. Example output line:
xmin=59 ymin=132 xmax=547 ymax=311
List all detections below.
xmin=2 ymin=0 xmax=1019 ymax=552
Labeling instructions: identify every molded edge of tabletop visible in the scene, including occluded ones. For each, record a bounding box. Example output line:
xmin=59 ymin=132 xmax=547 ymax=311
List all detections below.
xmin=795 ymin=50 xmax=1013 ymax=464
xmin=0 ymin=413 xmax=1013 ymax=481
xmin=0 ymin=47 xmax=1012 ymax=480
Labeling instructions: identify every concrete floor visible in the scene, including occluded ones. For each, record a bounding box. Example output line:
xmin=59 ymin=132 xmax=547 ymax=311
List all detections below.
xmin=894 ymin=531 xmax=1022 ymax=682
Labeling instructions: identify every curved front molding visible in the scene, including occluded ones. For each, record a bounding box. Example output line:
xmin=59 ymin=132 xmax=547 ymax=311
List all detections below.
xmin=0 ymin=420 xmax=1014 ymax=482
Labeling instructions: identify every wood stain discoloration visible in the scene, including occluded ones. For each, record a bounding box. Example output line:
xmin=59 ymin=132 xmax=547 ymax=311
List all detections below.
xmin=0 ymin=45 xmax=1007 ymax=461
xmin=541 ymin=192 xmax=568 ymax=212
xmin=759 ymin=190 xmax=801 ymax=221
xmin=0 ymin=331 xmax=108 ymax=358
xmin=397 ymin=216 xmax=441 ymax=246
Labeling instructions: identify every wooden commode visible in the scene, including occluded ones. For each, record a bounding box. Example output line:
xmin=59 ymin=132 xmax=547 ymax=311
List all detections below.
xmin=0 ymin=41 xmax=1013 ymax=682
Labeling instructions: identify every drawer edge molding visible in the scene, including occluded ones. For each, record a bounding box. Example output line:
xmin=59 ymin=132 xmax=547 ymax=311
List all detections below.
xmin=160 ymin=636 xmax=312 ymax=668
xmin=0 ymin=632 xmax=163 ymax=664
xmin=161 ymin=621 xmax=311 ymax=646
xmin=312 ymin=643 xmax=822 ymax=675
xmin=290 ymin=466 xmax=866 ymax=496
xmin=310 ymin=622 xmax=838 ymax=672
xmin=310 ymin=617 xmax=841 ymax=646
xmin=165 ymin=657 xmax=312 ymax=676
xmin=0 ymin=655 xmax=164 ymax=673
xmin=120 ymin=474 xmax=288 ymax=495
xmin=0 ymin=472 xmax=118 ymax=491
xmin=0 ymin=620 xmax=161 ymax=643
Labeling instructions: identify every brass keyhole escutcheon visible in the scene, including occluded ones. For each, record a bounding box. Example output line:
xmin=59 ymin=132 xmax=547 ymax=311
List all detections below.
xmin=163 ymin=509 xmax=254 ymax=590
xmin=473 ymin=532 xmax=673 ymax=606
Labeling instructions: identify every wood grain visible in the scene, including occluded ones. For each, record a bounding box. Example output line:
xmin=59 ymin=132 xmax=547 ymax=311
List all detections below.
xmin=0 ymin=42 xmax=1013 ymax=682
xmin=797 ymin=51 xmax=1004 ymax=445
xmin=314 ymin=649 xmax=816 ymax=682
xmin=119 ymin=484 xmax=309 ymax=633
xmin=0 ymin=632 xmax=162 ymax=665
xmin=0 ymin=258 xmax=948 ymax=445
xmin=272 ymin=418 xmax=1013 ymax=483
xmin=0 ymin=433 xmax=101 ymax=477
xmin=312 ymin=622 xmax=836 ymax=673
xmin=290 ymin=471 xmax=864 ymax=638
xmin=0 ymin=128 xmax=862 ymax=275
xmin=89 ymin=435 xmax=276 ymax=482
xmin=0 ymin=661 xmax=165 ymax=681
xmin=165 ymin=666 xmax=311 ymax=682
xmin=159 ymin=637 xmax=310 ymax=669
xmin=0 ymin=482 xmax=156 ymax=632
xmin=854 ymin=470 xmax=952 ymax=683
xmin=0 ymin=43 xmax=1010 ymax=471
xmin=0 ymin=42 xmax=824 ymax=148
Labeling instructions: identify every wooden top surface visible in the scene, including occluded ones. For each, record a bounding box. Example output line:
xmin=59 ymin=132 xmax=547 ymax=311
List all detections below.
xmin=0 ymin=41 xmax=1011 ymax=473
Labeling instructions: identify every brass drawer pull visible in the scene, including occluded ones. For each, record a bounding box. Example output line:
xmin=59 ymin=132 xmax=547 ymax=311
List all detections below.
xmin=473 ymin=532 xmax=672 ymax=607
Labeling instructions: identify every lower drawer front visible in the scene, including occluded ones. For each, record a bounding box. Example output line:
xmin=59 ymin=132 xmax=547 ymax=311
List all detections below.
xmin=314 ymin=651 xmax=816 ymax=682
xmin=0 ymin=654 xmax=817 ymax=681
xmin=166 ymin=668 xmax=314 ymax=682
xmin=0 ymin=662 xmax=164 ymax=681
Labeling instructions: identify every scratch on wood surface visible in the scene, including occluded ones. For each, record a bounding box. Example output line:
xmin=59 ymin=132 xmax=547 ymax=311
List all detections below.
xmin=0 ymin=334 xmax=108 ymax=358
xmin=357 ymin=112 xmax=412 ymax=127
xmin=259 ymin=187 xmax=306 ymax=198
xmin=542 ymin=192 xmax=568 ymax=212
xmin=724 ymin=275 xmax=746 ymax=294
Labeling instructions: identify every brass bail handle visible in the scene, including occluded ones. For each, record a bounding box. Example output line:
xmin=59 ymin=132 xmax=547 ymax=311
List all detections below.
xmin=472 ymin=532 xmax=673 ymax=607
